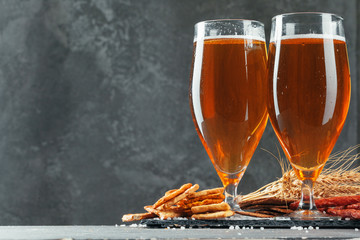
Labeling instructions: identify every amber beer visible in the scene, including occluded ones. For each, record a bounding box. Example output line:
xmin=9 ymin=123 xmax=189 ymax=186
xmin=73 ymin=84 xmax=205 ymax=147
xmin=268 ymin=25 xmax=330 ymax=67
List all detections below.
xmin=268 ymin=36 xmax=351 ymax=181
xmin=190 ymin=37 xmax=268 ymax=186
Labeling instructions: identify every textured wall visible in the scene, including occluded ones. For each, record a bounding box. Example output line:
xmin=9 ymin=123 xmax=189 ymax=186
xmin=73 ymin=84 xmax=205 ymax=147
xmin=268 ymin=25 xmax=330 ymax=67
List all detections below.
xmin=0 ymin=0 xmax=357 ymax=225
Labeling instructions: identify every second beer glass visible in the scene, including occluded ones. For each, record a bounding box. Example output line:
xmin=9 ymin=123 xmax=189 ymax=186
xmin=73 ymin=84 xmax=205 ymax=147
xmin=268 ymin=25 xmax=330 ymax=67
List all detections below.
xmin=189 ymin=20 xmax=268 ymax=210
xmin=267 ymin=13 xmax=351 ymax=219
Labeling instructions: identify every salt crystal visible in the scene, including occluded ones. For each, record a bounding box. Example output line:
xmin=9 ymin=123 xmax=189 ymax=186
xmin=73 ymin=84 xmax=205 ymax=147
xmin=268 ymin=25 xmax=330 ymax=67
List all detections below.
xmin=235 ymin=225 xmax=240 ymax=230
xmin=308 ymin=226 xmax=314 ymax=230
xmin=181 ymin=226 xmax=185 ymax=230
xmin=229 ymin=226 xmax=234 ymax=230
xmin=305 ymin=230 xmax=309 ymax=233
xmin=315 ymin=227 xmax=319 ymax=230
xmin=115 ymin=224 xmax=118 ymax=227
xmin=345 ymin=218 xmax=351 ymax=221
xmin=250 ymin=226 xmax=254 ymax=230
xmin=260 ymin=227 xmax=264 ymax=230
xmin=192 ymin=218 xmax=195 ymax=220
xmin=130 ymin=224 xmax=138 ymax=228
xmin=238 ymin=233 xmax=242 ymax=235
xmin=242 ymin=226 xmax=246 ymax=230
xmin=297 ymin=226 xmax=303 ymax=230
xmin=290 ymin=226 xmax=297 ymax=230
xmin=355 ymin=228 xmax=359 ymax=231
xmin=301 ymin=237 xmax=307 ymax=239
xmin=120 ymin=224 xmax=126 ymax=227
xmin=166 ymin=227 xmax=170 ymax=229
xmin=167 ymin=218 xmax=172 ymax=220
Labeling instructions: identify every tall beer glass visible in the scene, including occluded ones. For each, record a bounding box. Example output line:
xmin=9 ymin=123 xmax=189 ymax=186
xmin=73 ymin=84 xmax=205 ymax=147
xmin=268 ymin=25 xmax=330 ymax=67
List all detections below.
xmin=189 ymin=20 xmax=268 ymax=210
xmin=268 ymin=13 xmax=351 ymax=219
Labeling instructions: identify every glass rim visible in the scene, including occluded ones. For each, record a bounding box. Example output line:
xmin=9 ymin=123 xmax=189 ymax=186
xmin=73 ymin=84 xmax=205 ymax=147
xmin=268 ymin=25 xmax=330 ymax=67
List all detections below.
xmin=271 ymin=12 xmax=343 ymax=21
xmin=195 ymin=19 xmax=265 ymax=28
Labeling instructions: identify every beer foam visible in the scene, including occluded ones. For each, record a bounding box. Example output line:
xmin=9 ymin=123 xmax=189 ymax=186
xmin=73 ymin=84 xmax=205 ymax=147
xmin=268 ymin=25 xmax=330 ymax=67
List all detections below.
xmin=270 ymin=34 xmax=346 ymax=43
xmin=194 ymin=35 xmax=266 ymax=43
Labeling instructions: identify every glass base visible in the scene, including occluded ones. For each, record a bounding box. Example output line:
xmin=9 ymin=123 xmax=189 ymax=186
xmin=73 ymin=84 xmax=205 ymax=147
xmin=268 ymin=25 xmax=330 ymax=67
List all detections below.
xmin=287 ymin=210 xmax=340 ymax=220
xmin=225 ymin=197 xmax=241 ymax=211
xmin=224 ymin=183 xmax=242 ymax=211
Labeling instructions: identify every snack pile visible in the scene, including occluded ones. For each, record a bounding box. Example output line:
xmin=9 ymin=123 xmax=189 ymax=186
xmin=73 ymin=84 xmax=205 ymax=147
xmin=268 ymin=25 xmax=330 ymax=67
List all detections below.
xmin=238 ymin=197 xmax=295 ymax=218
xmin=122 ymin=182 xmax=360 ymax=222
xmin=237 ymin=195 xmax=360 ymax=219
xmin=122 ymin=183 xmax=234 ymax=222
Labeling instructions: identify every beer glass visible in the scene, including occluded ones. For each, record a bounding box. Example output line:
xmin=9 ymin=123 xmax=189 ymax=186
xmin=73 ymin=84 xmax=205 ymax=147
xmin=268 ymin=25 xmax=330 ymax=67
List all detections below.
xmin=268 ymin=13 xmax=351 ymax=219
xmin=189 ymin=20 xmax=268 ymax=210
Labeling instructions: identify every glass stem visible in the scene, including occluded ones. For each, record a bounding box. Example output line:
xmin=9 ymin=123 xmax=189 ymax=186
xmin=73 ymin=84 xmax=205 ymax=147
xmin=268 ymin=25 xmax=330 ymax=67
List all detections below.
xmin=298 ymin=179 xmax=317 ymax=211
xmin=225 ymin=183 xmax=240 ymax=210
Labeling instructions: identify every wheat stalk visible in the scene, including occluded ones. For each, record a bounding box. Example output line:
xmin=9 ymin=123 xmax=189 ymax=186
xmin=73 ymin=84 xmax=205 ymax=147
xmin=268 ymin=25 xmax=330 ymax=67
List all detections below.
xmin=241 ymin=145 xmax=360 ymax=202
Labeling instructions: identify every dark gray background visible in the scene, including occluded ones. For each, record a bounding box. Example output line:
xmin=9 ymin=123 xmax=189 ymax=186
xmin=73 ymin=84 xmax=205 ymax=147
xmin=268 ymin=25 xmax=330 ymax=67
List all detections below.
xmin=0 ymin=0 xmax=358 ymax=225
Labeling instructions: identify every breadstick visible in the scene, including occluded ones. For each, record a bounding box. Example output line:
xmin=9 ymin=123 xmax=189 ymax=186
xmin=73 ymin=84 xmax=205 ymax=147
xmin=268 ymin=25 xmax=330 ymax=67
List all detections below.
xmin=191 ymin=202 xmax=230 ymax=214
xmin=153 ymin=183 xmax=192 ymax=209
xmin=122 ymin=212 xmax=156 ymax=222
xmin=192 ymin=210 xmax=234 ymax=220
xmin=161 ymin=184 xmax=199 ymax=209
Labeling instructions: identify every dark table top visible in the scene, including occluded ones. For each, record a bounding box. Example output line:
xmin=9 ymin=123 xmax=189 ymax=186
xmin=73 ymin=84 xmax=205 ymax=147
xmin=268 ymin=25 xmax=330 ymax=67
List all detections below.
xmin=0 ymin=225 xmax=359 ymax=239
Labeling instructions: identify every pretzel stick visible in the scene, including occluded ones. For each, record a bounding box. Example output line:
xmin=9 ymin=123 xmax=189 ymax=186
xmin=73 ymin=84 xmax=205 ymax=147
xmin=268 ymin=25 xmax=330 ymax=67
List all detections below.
xmin=122 ymin=212 xmax=156 ymax=222
xmin=269 ymin=207 xmax=293 ymax=214
xmin=165 ymin=189 xmax=177 ymax=196
xmin=182 ymin=198 xmax=224 ymax=209
xmin=183 ymin=193 xmax=224 ymax=204
xmin=236 ymin=211 xmax=274 ymax=218
xmin=187 ymin=187 xmax=224 ymax=199
xmin=153 ymin=183 xmax=192 ymax=209
xmin=191 ymin=202 xmax=230 ymax=214
xmin=192 ymin=210 xmax=234 ymax=220
xmin=240 ymin=197 xmax=296 ymax=208
xmin=161 ymin=184 xmax=199 ymax=209
xmin=144 ymin=205 xmax=183 ymax=219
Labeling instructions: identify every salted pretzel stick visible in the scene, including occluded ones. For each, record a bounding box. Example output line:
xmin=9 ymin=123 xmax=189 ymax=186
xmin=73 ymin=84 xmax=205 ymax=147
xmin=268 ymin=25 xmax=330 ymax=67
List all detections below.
xmin=236 ymin=210 xmax=274 ymax=218
xmin=161 ymin=184 xmax=200 ymax=209
xmin=191 ymin=202 xmax=230 ymax=214
xmin=165 ymin=189 xmax=177 ymax=196
xmin=240 ymin=197 xmax=296 ymax=208
xmin=122 ymin=212 xmax=156 ymax=222
xmin=192 ymin=210 xmax=234 ymax=220
xmin=269 ymin=207 xmax=293 ymax=214
xmin=243 ymin=204 xmax=288 ymax=210
xmin=183 ymin=193 xmax=224 ymax=204
xmin=182 ymin=198 xmax=224 ymax=209
xmin=178 ymin=194 xmax=224 ymax=207
xmin=153 ymin=183 xmax=192 ymax=209
xmin=187 ymin=187 xmax=224 ymax=199
xmin=144 ymin=205 xmax=183 ymax=219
